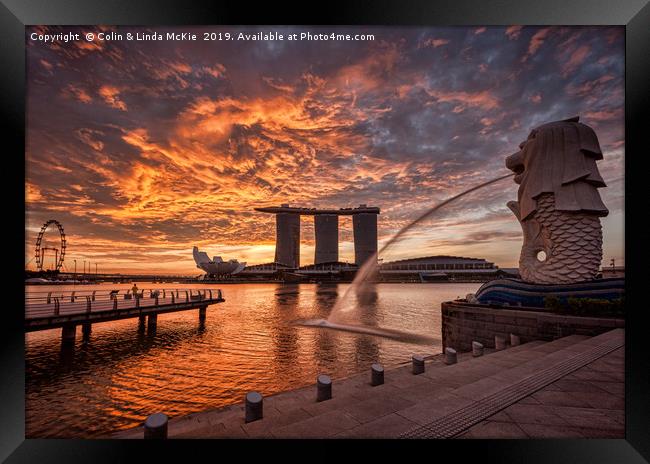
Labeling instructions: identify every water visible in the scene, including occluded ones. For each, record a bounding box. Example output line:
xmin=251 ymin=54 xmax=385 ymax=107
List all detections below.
xmin=306 ymin=174 xmax=513 ymax=341
xmin=25 ymin=282 xmax=479 ymax=438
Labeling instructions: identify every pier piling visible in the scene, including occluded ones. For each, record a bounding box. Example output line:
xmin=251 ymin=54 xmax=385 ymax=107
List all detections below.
xmin=316 ymin=374 xmax=332 ymax=402
xmin=245 ymin=392 xmax=263 ymax=423
xmin=61 ymin=324 xmax=76 ymax=345
xmin=147 ymin=314 xmax=157 ymax=332
xmin=198 ymin=306 xmax=207 ymax=323
xmin=412 ymin=355 xmax=425 ymax=375
xmin=371 ymin=363 xmax=384 ymax=386
xmin=144 ymin=413 xmax=168 ymax=439
xmin=82 ymin=323 xmax=92 ymax=339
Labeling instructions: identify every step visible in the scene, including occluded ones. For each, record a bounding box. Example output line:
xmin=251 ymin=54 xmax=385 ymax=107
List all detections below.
xmin=113 ymin=331 xmax=618 ymax=439
xmin=275 ymin=331 xmax=620 ymax=438
xmin=397 ymin=329 xmax=624 ymax=438
xmin=246 ymin=338 xmax=585 ymax=438
xmin=114 ymin=337 xmax=551 ymax=438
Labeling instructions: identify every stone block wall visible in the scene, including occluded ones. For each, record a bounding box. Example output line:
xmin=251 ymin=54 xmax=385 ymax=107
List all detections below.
xmin=441 ymin=301 xmax=625 ymax=352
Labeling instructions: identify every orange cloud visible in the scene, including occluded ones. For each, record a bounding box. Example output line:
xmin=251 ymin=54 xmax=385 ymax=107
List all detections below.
xmin=202 ymin=64 xmax=226 ymax=79
xmin=62 ymin=84 xmax=93 ymax=103
xmin=561 ymin=45 xmax=590 ymax=77
xmin=420 ymin=38 xmax=450 ymax=48
xmin=98 ymin=85 xmax=127 ymax=110
xmin=505 ymin=26 xmax=523 ymax=40
xmin=426 ymin=89 xmax=499 ymax=110
xmin=25 ymin=26 xmax=624 ymax=273
xmin=566 ymin=75 xmax=615 ymax=98
xmin=583 ymin=108 xmax=623 ymax=122
xmin=521 ymin=27 xmax=551 ymax=62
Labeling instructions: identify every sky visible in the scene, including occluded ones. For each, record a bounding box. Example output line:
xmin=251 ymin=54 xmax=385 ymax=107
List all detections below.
xmin=25 ymin=26 xmax=624 ymax=274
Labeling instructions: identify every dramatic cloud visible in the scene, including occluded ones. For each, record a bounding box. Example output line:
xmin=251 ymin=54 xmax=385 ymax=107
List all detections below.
xmin=505 ymin=26 xmax=523 ymax=40
xmin=25 ymin=26 xmax=624 ymax=273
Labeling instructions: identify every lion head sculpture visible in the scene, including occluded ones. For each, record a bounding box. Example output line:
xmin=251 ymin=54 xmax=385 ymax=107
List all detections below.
xmin=505 ymin=116 xmax=609 ymax=284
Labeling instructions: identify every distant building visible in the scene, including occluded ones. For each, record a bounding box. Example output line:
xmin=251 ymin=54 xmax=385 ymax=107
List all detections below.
xmin=193 ymin=246 xmax=246 ymax=277
xmin=238 ymin=262 xmax=290 ymax=275
xmin=295 ymin=261 xmax=358 ymax=274
xmin=379 ymin=256 xmax=514 ymax=282
xmin=238 ymin=261 xmax=358 ymax=281
xmin=254 ymin=204 xmax=380 ymax=268
xmin=600 ymin=266 xmax=624 ymax=278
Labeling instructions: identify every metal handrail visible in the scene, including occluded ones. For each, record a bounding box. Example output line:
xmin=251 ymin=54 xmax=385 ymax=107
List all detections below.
xmin=25 ymin=288 xmax=225 ymax=319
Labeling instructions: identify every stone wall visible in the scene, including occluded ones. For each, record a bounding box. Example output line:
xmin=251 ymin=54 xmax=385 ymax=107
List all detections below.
xmin=441 ymin=301 xmax=625 ymax=352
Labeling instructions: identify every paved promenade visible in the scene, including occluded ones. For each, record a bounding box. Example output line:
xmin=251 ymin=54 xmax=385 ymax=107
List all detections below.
xmin=114 ymin=329 xmax=624 ymax=439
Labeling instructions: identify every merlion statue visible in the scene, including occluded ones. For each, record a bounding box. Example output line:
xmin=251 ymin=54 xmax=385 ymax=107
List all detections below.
xmin=505 ymin=116 xmax=609 ymax=284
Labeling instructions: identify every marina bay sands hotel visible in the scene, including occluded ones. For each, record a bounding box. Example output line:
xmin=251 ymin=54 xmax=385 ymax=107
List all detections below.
xmin=254 ymin=204 xmax=379 ymax=269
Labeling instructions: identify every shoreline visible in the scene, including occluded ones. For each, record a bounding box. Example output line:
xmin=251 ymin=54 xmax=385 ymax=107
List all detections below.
xmin=111 ymin=329 xmax=625 ymax=439
xmin=110 ymin=349 xmax=448 ymax=439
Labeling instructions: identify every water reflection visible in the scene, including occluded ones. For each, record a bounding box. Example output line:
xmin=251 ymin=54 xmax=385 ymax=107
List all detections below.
xmin=26 ymin=282 xmax=478 ymax=437
xmin=272 ymin=285 xmax=300 ymax=379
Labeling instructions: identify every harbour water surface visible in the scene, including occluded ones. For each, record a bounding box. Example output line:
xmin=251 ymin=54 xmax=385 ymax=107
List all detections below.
xmin=26 ymin=282 xmax=478 ymax=437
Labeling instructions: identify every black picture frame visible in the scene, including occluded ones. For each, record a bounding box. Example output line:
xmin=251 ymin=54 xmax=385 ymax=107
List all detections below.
xmin=2 ymin=0 xmax=648 ymax=461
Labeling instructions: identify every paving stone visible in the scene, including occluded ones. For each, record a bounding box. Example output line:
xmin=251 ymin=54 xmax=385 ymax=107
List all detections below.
xmin=549 ymin=407 xmax=625 ymax=432
xmin=398 ymin=383 xmax=454 ymax=403
xmin=339 ymin=413 xmax=418 ymax=438
xmin=265 ymin=389 xmax=313 ymax=413
xmin=564 ymin=367 xmax=619 ymax=382
xmin=396 ymin=392 xmax=475 ymax=426
xmin=545 ymin=378 xmax=614 ymax=393
xmin=389 ymin=369 xmax=436 ymax=389
xmin=587 ymin=380 xmax=624 ymax=396
xmin=172 ymin=422 xmax=226 ymax=438
xmin=501 ymin=403 xmax=569 ymax=426
xmin=484 ymin=410 xmax=513 ymax=423
xmin=343 ymin=394 xmax=415 ymax=424
xmin=570 ymin=391 xmax=624 ymax=410
xmin=112 ymin=330 xmax=625 ymax=439
xmin=453 ymin=377 xmax=507 ymax=401
xmin=301 ymin=392 xmax=365 ymax=416
xmin=517 ymin=395 xmax=541 ymax=405
xmin=271 ymin=410 xmax=361 ymax=438
xmin=532 ymin=390 xmax=593 ymax=408
xmin=241 ymin=407 xmax=312 ymax=438
xmin=457 ymin=420 xmax=529 ymax=439
xmin=517 ymin=423 xmax=586 ymax=438
xmin=571 ymin=427 xmax=624 ymax=438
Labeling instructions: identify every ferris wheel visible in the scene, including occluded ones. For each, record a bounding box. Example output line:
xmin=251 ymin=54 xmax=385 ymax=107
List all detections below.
xmin=35 ymin=220 xmax=66 ymax=272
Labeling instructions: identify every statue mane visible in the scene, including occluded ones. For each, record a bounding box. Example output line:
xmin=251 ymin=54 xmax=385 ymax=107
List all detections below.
xmin=506 ymin=116 xmax=609 ymax=221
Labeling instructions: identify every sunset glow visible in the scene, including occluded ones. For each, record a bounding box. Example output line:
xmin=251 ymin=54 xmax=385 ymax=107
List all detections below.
xmin=26 ymin=26 xmax=624 ymax=274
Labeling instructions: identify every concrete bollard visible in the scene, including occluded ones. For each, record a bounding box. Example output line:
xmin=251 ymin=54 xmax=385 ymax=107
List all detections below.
xmin=495 ymin=335 xmax=507 ymax=351
xmin=445 ymin=347 xmax=457 ymax=365
xmin=412 ymin=355 xmax=425 ymax=375
xmin=371 ymin=363 xmax=384 ymax=386
xmin=510 ymin=333 xmax=521 ymax=347
xmin=316 ymin=374 xmax=332 ymax=402
xmin=472 ymin=341 xmax=484 ymax=357
xmin=144 ymin=413 xmax=168 ymax=439
xmin=245 ymin=392 xmax=263 ymax=423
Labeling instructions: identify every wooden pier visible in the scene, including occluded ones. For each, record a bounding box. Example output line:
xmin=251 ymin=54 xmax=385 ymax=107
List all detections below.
xmin=25 ymin=288 xmax=225 ymax=343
